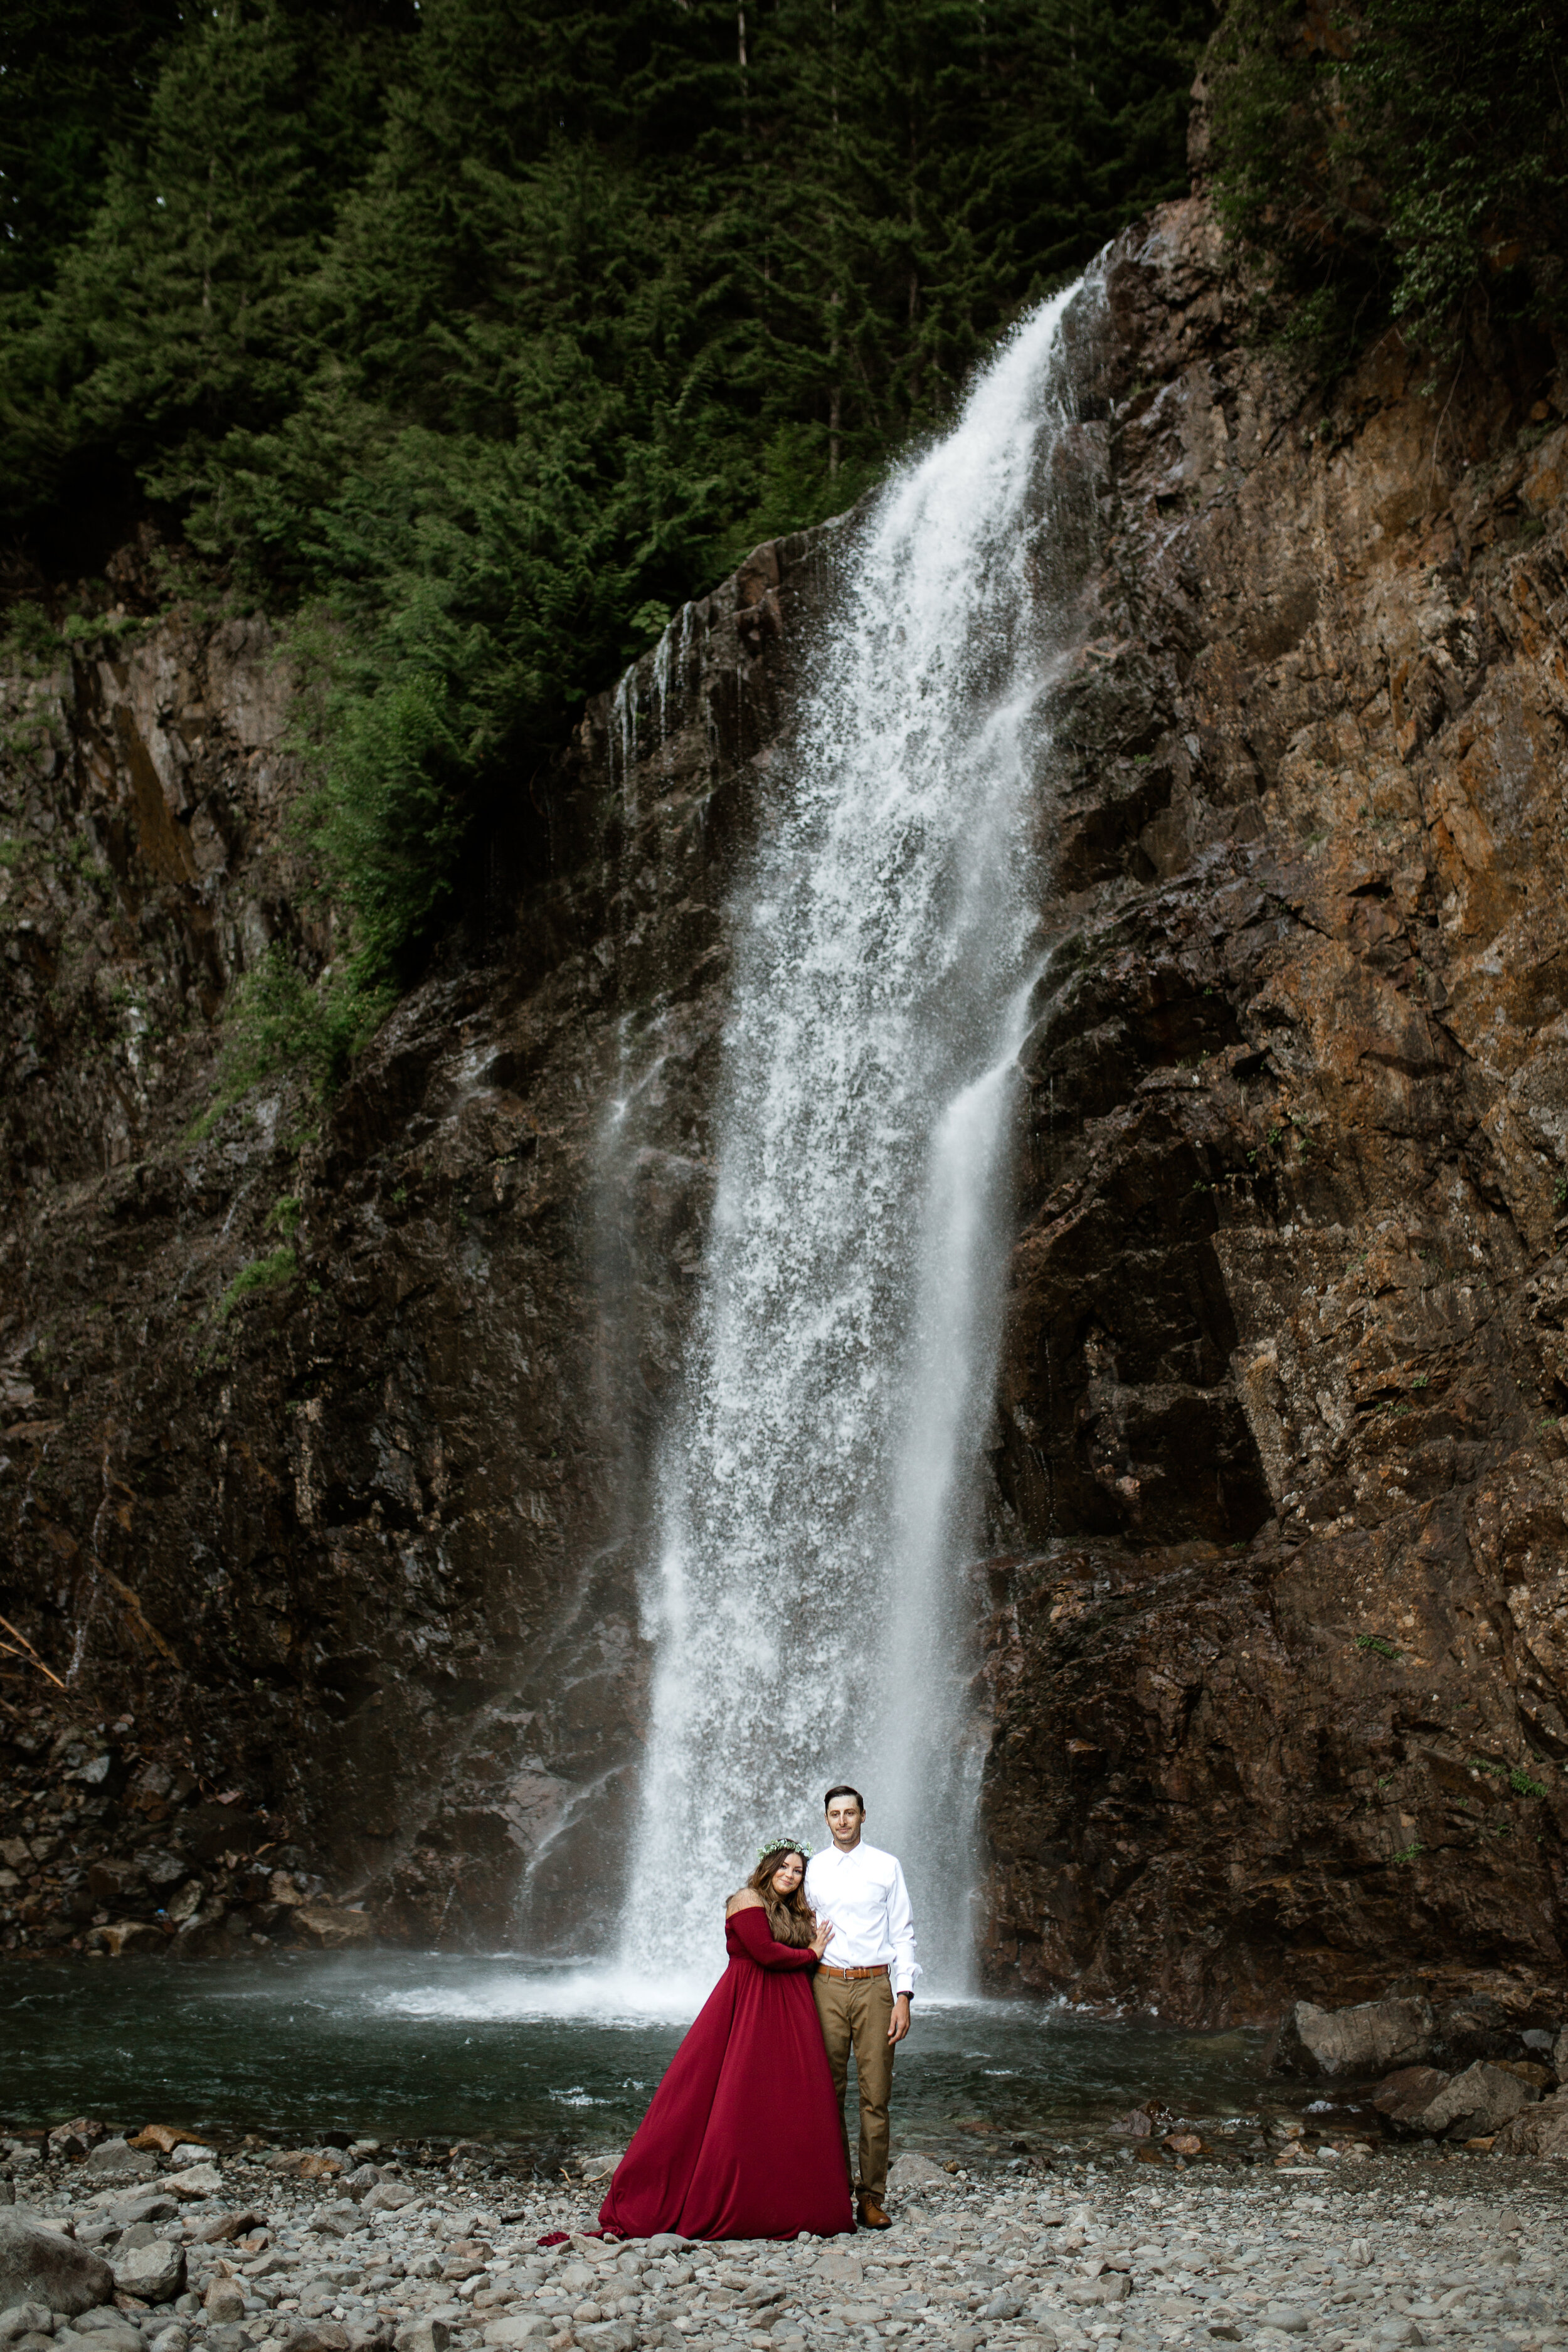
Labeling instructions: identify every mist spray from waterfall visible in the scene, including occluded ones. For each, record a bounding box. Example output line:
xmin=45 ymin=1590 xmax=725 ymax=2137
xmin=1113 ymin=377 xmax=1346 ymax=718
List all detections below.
xmin=621 ymin=274 xmax=1101 ymax=1993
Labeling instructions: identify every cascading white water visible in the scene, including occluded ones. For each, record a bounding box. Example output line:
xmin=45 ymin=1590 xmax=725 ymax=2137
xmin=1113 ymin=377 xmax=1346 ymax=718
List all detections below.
xmin=620 ymin=273 xmax=1101 ymax=1992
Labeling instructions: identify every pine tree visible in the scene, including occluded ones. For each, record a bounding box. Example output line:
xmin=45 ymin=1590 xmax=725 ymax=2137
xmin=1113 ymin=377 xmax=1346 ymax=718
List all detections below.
xmin=1 ymin=0 xmax=404 ymax=519
xmin=0 ymin=0 xmax=186 ymax=299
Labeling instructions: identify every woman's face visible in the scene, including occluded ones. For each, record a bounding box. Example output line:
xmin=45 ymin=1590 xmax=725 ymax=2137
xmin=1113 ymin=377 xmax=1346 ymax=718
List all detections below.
xmin=770 ymin=1851 xmax=805 ymax=1896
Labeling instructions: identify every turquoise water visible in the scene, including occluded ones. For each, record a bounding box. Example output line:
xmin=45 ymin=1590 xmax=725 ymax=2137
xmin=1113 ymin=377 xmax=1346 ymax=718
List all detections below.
xmin=0 ymin=1952 xmax=1267 ymax=2156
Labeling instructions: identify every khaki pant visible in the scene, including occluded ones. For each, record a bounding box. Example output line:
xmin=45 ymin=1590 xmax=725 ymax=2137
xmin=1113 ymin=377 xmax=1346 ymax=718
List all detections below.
xmin=813 ymin=1969 xmax=894 ymax=2205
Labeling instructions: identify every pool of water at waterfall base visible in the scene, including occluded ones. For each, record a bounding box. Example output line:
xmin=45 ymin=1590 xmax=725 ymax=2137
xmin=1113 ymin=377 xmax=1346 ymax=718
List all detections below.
xmin=0 ymin=1952 xmax=1271 ymax=2154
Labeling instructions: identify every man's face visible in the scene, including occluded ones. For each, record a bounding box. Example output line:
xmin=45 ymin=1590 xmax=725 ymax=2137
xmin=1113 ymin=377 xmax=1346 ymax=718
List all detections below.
xmin=826 ymin=1794 xmax=864 ymax=1849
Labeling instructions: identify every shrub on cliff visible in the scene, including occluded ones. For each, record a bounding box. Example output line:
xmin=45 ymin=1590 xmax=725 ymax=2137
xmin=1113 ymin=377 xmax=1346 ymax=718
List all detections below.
xmin=1209 ymin=0 xmax=1567 ymax=369
xmin=198 ymin=948 xmax=392 ymax=1131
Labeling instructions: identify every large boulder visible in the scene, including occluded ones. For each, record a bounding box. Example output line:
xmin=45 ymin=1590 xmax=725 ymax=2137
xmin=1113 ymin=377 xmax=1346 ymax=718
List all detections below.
xmin=55 ymin=2321 xmax=144 ymax=2352
xmin=1064 ymin=2276 xmax=1131 ymax=2306
xmin=1417 ymin=2061 xmax=1539 ymax=2139
xmin=80 ymin=2194 xmax=177 ymax=2228
xmin=93 ymin=1925 xmax=165 ymax=1960
xmin=307 ymin=2203 xmax=364 ymax=2242
xmin=393 ymin=2327 xmax=449 ymax=2352
xmin=189 ymin=2212 xmax=263 ymax=2249
xmin=360 ymin=2182 xmax=414 ymax=2215
xmin=1494 ymin=2090 xmax=1568 ymax=2159
xmin=291 ymin=1909 xmax=372 ymax=1951
xmin=166 ymin=2167 xmax=223 ymax=2203
xmin=0 ymin=2213 xmax=115 ymax=2316
xmin=110 ymin=2239 xmax=185 ymax=2304
xmin=82 ymin=2143 xmax=154 ymax=2182
xmin=1428 ymin=1992 xmax=1549 ymax=2071
xmin=0 ymin=2309 xmax=52 ymax=2347
xmin=887 ymin=2153 xmax=952 ymax=2192
xmin=1497 ymin=2058 xmax=1557 ymax=2092
xmin=267 ymin=2153 xmax=342 ymax=2183
xmin=1373 ymin=2065 xmax=1452 ymax=2132
xmin=127 ymin=2127 xmax=204 ymax=2158
xmin=1271 ymin=1996 xmax=1434 ymax=2080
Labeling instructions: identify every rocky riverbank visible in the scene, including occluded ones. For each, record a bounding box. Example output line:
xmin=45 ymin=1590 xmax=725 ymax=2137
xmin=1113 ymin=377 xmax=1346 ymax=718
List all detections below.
xmin=1258 ymin=1987 xmax=1568 ymax=2160
xmin=3 ymin=2129 xmax=1566 ymax=2352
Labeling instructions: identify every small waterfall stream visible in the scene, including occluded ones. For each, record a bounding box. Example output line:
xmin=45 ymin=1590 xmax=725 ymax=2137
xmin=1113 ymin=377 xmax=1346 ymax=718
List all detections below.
xmin=621 ymin=274 xmax=1101 ymax=1990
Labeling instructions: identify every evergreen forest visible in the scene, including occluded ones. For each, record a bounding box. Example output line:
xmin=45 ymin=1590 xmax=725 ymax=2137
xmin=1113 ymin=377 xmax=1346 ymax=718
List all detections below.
xmin=1 ymin=0 xmax=1560 ymax=1082
xmin=0 ymin=0 xmax=1208 ymax=1052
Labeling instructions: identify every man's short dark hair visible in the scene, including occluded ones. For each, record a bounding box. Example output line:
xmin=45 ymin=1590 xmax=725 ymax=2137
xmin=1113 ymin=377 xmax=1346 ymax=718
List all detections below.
xmin=824 ymin=1784 xmax=866 ymax=1813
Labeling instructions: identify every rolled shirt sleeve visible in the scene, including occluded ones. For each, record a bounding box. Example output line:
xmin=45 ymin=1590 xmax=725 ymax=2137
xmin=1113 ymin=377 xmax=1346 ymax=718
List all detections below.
xmin=886 ymin=1855 xmax=920 ymax=1996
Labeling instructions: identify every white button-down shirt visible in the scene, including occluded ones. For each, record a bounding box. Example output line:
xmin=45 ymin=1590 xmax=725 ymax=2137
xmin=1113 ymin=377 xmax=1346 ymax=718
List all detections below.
xmin=804 ymin=1839 xmax=921 ymax=1995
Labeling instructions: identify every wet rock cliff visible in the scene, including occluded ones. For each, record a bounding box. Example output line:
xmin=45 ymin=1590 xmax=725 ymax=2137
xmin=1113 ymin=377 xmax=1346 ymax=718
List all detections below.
xmin=0 ymin=516 xmax=832 ymax=1956
xmin=4 ymin=194 xmax=1568 ymax=2021
xmin=979 ymin=203 xmax=1568 ymax=2023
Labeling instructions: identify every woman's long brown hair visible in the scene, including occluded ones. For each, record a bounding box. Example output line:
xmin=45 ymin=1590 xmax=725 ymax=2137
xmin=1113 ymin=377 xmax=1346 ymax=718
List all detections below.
xmin=745 ymin=1848 xmax=816 ymax=1946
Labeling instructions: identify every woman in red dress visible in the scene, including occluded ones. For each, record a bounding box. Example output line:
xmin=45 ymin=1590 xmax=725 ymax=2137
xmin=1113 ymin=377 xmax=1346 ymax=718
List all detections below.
xmin=599 ymin=1841 xmax=855 ymax=2240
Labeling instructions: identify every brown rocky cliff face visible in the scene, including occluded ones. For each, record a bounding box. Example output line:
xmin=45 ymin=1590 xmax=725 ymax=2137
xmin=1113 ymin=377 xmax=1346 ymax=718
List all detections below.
xmin=4 ymin=195 xmax=1568 ymax=2019
xmin=978 ymin=199 xmax=1568 ymax=2021
xmin=0 ymin=527 xmax=835 ymax=1952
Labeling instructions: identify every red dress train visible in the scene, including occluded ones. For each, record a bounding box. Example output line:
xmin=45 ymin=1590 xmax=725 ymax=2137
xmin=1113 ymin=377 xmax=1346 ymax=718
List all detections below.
xmin=598 ymin=1908 xmax=854 ymax=2240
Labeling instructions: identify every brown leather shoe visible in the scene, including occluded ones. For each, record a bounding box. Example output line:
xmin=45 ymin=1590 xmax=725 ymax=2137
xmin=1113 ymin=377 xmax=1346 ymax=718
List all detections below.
xmin=857 ymin=2197 xmax=892 ymax=2230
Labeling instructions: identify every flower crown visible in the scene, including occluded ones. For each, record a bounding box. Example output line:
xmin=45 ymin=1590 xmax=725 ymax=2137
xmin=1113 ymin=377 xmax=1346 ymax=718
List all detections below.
xmin=757 ymin=1836 xmax=810 ymax=1863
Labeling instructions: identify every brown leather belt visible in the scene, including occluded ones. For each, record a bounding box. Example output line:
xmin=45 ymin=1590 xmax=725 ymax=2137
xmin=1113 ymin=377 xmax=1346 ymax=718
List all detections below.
xmin=818 ymin=1962 xmax=889 ymax=1979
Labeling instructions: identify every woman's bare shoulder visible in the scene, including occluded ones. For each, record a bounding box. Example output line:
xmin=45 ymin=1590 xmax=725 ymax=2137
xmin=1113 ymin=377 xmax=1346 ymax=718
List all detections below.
xmin=725 ymin=1888 xmax=764 ymax=1915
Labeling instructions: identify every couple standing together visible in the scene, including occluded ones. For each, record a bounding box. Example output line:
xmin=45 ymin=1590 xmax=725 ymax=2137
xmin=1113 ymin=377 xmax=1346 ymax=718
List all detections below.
xmin=601 ymin=1786 xmax=918 ymax=2240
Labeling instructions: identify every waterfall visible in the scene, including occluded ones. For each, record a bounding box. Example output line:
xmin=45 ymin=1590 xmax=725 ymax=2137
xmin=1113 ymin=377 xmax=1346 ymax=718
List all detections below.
xmin=620 ymin=273 xmax=1101 ymax=1992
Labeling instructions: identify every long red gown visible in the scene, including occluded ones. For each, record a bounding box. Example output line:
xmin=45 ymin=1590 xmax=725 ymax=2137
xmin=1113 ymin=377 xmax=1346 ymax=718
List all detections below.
xmin=598 ymin=1907 xmax=855 ymax=2240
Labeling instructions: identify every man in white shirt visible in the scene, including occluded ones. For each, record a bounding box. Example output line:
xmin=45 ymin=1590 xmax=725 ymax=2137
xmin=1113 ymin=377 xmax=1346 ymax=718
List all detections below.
xmin=803 ymin=1784 xmax=919 ymax=2229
